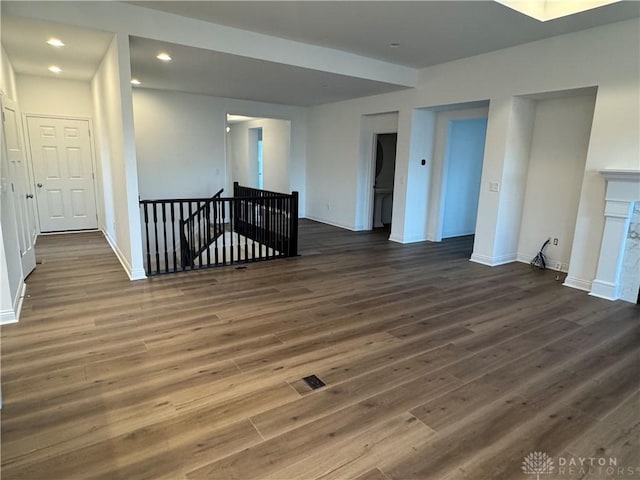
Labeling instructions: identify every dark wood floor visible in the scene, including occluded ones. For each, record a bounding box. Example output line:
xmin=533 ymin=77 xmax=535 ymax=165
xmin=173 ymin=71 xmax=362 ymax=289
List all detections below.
xmin=1 ymin=220 xmax=638 ymax=480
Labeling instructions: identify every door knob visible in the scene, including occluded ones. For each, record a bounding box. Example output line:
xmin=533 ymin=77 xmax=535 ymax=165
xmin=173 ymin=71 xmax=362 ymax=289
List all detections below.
xmin=37 ymin=183 xmax=43 ymax=188
xmin=26 ymin=194 xmax=34 ymax=199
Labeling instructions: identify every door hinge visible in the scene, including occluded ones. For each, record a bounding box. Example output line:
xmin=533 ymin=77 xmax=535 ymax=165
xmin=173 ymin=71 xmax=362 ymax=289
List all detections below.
xmin=11 ymin=183 xmax=14 ymax=193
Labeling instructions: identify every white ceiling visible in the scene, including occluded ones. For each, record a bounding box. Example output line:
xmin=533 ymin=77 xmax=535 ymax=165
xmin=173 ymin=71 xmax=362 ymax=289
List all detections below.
xmin=129 ymin=1 xmax=640 ymax=68
xmin=129 ymin=36 xmax=410 ymax=106
xmin=1 ymin=15 xmax=113 ymax=80
xmin=1 ymin=1 xmax=638 ymax=106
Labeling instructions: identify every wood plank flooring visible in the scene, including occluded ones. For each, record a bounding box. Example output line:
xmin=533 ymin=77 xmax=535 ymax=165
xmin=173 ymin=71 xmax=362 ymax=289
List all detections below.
xmin=1 ymin=219 xmax=638 ymax=480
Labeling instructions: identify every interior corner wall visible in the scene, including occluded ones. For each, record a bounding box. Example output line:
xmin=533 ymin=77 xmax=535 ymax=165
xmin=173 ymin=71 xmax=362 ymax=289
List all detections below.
xmin=16 ymin=75 xmax=93 ymax=118
xmin=90 ymin=34 xmax=144 ymax=280
xmin=133 ymin=89 xmax=306 ymax=216
xmin=517 ymin=94 xmax=596 ymax=272
xmin=490 ymin=96 xmax=536 ymax=265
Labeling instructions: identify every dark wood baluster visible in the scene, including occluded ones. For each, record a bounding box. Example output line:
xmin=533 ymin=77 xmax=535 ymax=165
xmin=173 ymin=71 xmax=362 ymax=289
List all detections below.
xmin=230 ymin=199 xmax=235 ymax=264
xmin=179 ymin=201 xmax=186 ymax=270
xmin=189 ymin=201 xmax=195 ymax=269
xmin=153 ymin=203 xmax=160 ymax=275
xmin=243 ymin=199 xmax=249 ymax=261
xmin=143 ymin=202 xmax=151 ymax=274
xmin=170 ymin=202 xmax=176 ymax=272
xmin=214 ymin=199 xmax=219 ymax=266
xmin=205 ymin=202 xmax=211 ymax=268
xmin=267 ymin=197 xmax=272 ymax=259
xmin=162 ymin=202 xmax=168 ymax=273
xmin=291 ymin=191 xmax=299 ymax=257
xmin=221 ymin=200 xmax=227 ymax=265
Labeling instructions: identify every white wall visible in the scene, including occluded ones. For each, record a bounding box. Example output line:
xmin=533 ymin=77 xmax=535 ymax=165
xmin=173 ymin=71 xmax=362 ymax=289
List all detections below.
xmin=15 ymin=75 xmax=93 ymax=118
xmin=133 ymin=89 xmax=225 ymax=199
xmin=517 ymin=94 xmax=596 ymax=272
xmin=91 ymin=34 xmax=145 ymax=280
xmin=133 ymin=88 xmax=306 ymax=214
xmin=228 ymin=118 xmax=291 ymax=194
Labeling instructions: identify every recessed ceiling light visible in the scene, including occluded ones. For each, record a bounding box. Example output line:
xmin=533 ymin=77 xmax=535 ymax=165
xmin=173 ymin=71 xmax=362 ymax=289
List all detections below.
xmin=46 ymin=38 xmax=65 ymax=47
xmin=389 ymin=43 xmax=401 ymax=48
xmin=131 ymin=78 xmax=141 ymax=86
xmin=156 ymin=52 xmax=172 ymax=62
xmin=48 ymin=65 xmax=62 ymax=74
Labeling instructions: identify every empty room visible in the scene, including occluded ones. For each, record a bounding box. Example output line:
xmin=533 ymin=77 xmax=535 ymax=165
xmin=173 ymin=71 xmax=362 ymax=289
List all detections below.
xmin=1 ymin=1 xmax=639 ymax=479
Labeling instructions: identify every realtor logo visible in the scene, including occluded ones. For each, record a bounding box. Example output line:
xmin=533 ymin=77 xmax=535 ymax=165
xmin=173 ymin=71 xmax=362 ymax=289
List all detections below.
xmin=522 ymin=451 xmax=555 ymax=480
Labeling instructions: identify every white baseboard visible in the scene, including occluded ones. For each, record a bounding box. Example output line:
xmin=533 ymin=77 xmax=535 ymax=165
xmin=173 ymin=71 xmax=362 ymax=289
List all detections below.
xmin=129 ymin=268 xmax=147 ymax=280
xmin=470 ymin=252 xmax=516 ymax=267
xmin=1 ymin=281 xmax=26 ymax=325
xmin=102 ymin=229 xmax=146 ymax=281
xmin=303 ymin=215 xmax=357 ymax=232
xmin=0 ymin=309 xmax=18 ymax=325
xmin=588 ymin=279 xmax=618 ymax=301
xmin=388 ymin=234 xmax=428 ymax=244
xmin=563 ymin=275 xmax=592 ymax=292
xmin=516 ymin=252 xmax=569 ymax=272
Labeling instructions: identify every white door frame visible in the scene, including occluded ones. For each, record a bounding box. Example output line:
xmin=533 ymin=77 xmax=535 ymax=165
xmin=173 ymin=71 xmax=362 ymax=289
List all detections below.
xmin=22 ymin=113 xmax=101 ymax=234
xmin=364 ymin=130 xmax=397 ymax=231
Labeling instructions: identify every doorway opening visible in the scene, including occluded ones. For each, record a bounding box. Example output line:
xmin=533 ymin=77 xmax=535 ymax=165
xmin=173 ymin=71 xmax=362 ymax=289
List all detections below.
xmin=225 ymin=114 xmax=291 ymax=194
xmin=372 ymin=133 xmax=397 ymax=230
xmin=249 ymin=127 xmax=264 ymax=189
xmin=439 ymin=117 xmax=487 ymax=240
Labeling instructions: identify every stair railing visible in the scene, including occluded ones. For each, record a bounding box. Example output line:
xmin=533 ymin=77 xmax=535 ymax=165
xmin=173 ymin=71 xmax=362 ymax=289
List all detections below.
xmin=139 ymin=184 xmax=298 ymax=276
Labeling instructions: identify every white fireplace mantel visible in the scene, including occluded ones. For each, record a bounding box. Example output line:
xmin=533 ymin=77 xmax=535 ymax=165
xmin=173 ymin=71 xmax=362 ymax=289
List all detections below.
xmin=590 ymin=169 xmax=640 ymax=302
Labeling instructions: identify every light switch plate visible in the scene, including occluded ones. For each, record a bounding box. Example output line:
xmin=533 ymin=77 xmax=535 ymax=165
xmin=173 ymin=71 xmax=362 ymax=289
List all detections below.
xmin=489 ymin=181 xmax=500 ymax=192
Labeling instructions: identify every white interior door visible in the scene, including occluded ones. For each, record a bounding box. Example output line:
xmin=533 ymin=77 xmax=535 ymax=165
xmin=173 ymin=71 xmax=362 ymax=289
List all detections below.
xmin=27 ymin=117 xmax=97 ymax=232
xmin=2 ymin=97 xmax=36 ymax=276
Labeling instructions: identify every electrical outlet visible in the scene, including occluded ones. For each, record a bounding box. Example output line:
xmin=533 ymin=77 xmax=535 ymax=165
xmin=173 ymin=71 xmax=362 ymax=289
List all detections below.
xmin=553 ymin=238 xmax=558 ymax=245
xmin=555 ymin=262 xmax=562 ymax=270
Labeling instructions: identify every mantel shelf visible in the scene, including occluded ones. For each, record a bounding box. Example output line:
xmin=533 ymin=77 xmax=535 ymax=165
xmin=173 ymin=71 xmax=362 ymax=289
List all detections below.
xmin=599 ymin=169 xmax=640 ymax=182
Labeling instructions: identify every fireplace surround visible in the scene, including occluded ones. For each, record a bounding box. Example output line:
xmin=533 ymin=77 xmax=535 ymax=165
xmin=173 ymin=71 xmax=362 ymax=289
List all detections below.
xmin=589 ymin=169 xmax=640 ymax=302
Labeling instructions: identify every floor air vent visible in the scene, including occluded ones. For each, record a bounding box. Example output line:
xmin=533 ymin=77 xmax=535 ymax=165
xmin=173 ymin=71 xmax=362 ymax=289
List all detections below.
xmin=302 ymin=374 xmax=326 ymax=390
